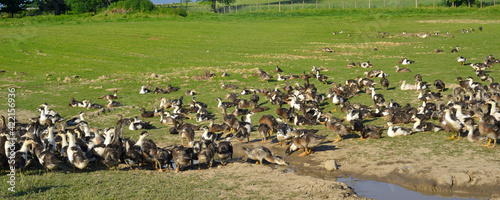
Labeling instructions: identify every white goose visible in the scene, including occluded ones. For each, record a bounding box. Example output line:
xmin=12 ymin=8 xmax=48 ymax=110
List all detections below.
xmin=386 ymin=122 xmax=412 ymax=137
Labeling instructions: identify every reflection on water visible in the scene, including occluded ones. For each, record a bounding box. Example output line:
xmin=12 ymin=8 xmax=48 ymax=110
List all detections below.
xmin=337 ymin=177 xmax=478 ymax=200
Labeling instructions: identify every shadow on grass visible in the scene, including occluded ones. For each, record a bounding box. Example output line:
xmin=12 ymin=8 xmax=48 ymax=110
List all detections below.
xmin=11 ymin=185 xmax=69 ymax=197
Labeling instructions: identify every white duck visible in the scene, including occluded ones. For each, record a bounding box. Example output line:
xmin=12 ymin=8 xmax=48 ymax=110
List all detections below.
xmin=400 ymin=80 xmax=418 ymax=91
xmin=139 ymin=85 xmax=151 ymax=94
xmin=386 ymin=122 xmax=412 ymax=137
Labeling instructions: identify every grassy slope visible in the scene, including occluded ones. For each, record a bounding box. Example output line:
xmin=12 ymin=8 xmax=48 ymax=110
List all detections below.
xmin=1 ymin=7 xmax=499 ymax=198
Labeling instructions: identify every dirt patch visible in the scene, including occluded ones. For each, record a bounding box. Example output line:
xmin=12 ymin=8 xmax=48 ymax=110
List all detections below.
xmin=182 ymin=162 xmax=365 ymax=200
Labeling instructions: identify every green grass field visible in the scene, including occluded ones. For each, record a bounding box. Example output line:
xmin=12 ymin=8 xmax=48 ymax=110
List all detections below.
xmin=1 ymin=7 xmax=500 ymax=198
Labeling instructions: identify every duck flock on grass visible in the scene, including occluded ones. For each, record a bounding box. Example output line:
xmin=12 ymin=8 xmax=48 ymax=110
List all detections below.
xmin=2 ymin=29 xmax=500 ymax=174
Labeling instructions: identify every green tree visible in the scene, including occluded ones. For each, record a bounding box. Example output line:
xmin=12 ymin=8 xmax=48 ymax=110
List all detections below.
xmin=197 ymin=0 xmax=234 ymax=13
xmin=65 ymin=0 xmax=107 ymax=14
xmin=36 ymin=0 xmax=68 ymax=15
xmin=443 ymin=0 xmax=476 ymax=7
xmin=0 ymin=0 xmax=33 ymax=17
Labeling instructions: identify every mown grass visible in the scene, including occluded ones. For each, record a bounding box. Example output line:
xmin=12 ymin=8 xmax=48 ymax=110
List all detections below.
xmin=1 ymin=7 xmax=500 ymax=198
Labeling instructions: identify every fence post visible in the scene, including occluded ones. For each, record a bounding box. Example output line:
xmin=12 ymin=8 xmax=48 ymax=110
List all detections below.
xmin=316 ymin=0 xmax=318 ymax=9
xmin=279 ymin=1 xmax=281 ymax=12
xmin=303 ymin=1 xmax=304 ymax=9
xmin=342 ymin=0 xmax=344 ymax=9
xmin=268 ymin=3 xmax=270 ymax=10
xmin=223 ymin=6 xmax=225 ymax=13
xmin=384 ymin=0 xmax=386 ymax=8
xmin=329 ymin=0 xmax=331 ymax=9
xmin=236 ymin=5 xmax=237 ymax=13
xmin=243 ymin=4 xmax=244 ymax=12
xmin=369 ymin=0 xmax=371 ymax=8
xmin=291 ymin=1 xmax=293 ymax=12
xmin=416 ymin=0 xmax=418 ymax=8
xmin=355 ymin=0 xmax=357 ymax=8
xmin=399 ymin=0 xmax=401 ymax=8
xmin=257 ymin=4 xmax=259 ymax=11
xmin=468 ymin=0 xmax=470 ymax=7
xmin=250 ymin=4 xmax=252 ymax=11
xmin=433 ymin=0 xmax=435 ymax=7
xmin=480 ymin=0 xmax=482 ymax=7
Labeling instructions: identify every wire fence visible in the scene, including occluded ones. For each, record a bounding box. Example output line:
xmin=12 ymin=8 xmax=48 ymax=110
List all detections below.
xmin=156 ymin=0 xmax=498 ymax=13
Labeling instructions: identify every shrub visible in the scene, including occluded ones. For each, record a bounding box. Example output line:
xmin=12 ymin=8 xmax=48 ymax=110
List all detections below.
xmin=108 ymin=0 xmax=154 ymax=12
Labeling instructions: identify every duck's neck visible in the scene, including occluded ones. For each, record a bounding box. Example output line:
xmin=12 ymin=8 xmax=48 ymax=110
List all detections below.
xmin=60 ymin=134 xmax=68 ymax=148
xmin=466 ymin=125 xmax=475 ymax=142
xmin=134 ymin=135 xmax=146 ymax=150
xmin=104 ymin=132 xmax=113 ymax=145
xmin=245 ymin=114 xmax=252 ymax=124
xmin=490 ymin=102 xmax=497 ymax=114
xmin=81 ymin=123 xmax=91 ymax=137
xmin=371 ymin=89 xmax=376 ymax=99
xmin=413 ymin=120 xmax=421 ymax=130
xmin=19 ymin=141 xmax=31 ymax=153
xmin=47 ymin=125 xmax=55 ymax=141
xmin=67 ymin=133 xmax=76 ymax=147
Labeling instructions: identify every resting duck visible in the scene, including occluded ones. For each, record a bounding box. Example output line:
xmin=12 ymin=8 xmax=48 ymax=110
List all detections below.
xmin=68 ymin=98 xmax=85 ymax=107
xmin=220 ymin=82 xmax=238 ymax=90
xmin=386 ymin=122 xmax=412 ymax=137
xmin=128 ymin=117 xmax=154 ymax=130
xmin=394 ymin=65 xmax=411 ymax=72
xmin=363 ymin=69 xmax=387 ymax=78
xmin=259 ymin=71 xmax=272 ymax=82
xmin=274 ymin=66 xmax=283 ymax=73
xmin=457 ymin=56 xmax=467 ymax=66
xmin=242 ymin=146 xmax=287 ymax=165
xmin=140 ymin=107 xmax=155 ymax=118
xmin=217 ymin=97 xmax=233 ymax=109
xmin=171 ymin=145 xmax=193 ymax=172
xmin=413 ymin=115 xmax=443 ymax=132
xmin=362 ymin=125 xmax=383 ymax=139
xmin=98 ymin=90 xmax=118 ymax=100
xmin=139 ymin=85 xmax=152 ymax=94
xmin=107 ymin=99 xmax=121 ymax=108
xmin=277 ymin=73 xmax=289 ymax=81
xmin=221 ymin=70 xmax=229 ymax=77
xmin=217 ymin=137 xmax=233 ymax=165
xmin=159 ymin=112 xmax=175 ymax=126
xmin=285 ymin=133 xmax=327 ymax=156
xmin=399 ymin=58 xmax=415 ymax=65
xmin=400 ymin=80 xmax=418 ymax=91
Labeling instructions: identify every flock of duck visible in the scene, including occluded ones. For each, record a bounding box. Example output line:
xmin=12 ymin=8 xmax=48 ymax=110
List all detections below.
xmin=2 ymin=46 xmax=500 ymax=175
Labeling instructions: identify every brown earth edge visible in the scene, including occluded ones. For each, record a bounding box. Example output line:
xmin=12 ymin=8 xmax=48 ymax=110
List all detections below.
xmin=230 ymin=141 xmax=500 ymax=200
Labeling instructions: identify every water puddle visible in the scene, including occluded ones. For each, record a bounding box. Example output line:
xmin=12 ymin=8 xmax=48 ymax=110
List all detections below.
xmin=337 ymin=177 xmax=478 ymax=200
xmin=281 ymin=165 xmax=485 ymax=200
